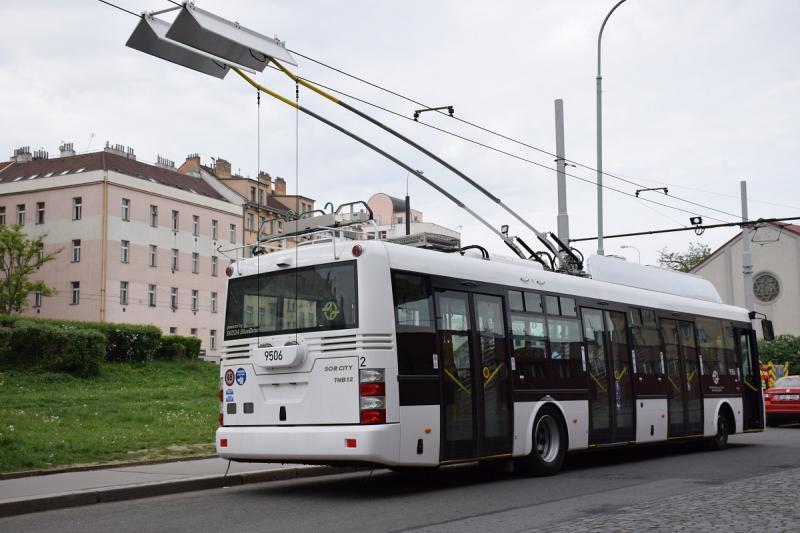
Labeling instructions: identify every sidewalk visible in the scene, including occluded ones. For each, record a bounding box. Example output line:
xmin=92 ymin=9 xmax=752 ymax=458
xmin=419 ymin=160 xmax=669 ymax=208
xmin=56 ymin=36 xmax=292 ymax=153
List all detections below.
xmin=0 ymin=458 xmax=357 ymax=518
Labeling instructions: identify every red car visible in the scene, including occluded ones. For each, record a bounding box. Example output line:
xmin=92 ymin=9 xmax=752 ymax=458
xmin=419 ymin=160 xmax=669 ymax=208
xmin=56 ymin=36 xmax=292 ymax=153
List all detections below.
xmin=765 ymin=375 xmax=800 ymax=427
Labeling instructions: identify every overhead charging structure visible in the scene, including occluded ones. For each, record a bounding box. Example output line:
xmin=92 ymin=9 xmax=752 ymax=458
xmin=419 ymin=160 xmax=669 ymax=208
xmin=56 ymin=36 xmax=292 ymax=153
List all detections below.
xmin=125 ymin=2 xmax=578 ymax=270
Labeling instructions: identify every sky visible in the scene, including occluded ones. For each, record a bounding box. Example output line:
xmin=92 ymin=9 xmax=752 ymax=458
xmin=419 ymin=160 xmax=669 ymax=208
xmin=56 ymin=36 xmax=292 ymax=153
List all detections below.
xmin=1 ymin=0 xmax=799 ymax=266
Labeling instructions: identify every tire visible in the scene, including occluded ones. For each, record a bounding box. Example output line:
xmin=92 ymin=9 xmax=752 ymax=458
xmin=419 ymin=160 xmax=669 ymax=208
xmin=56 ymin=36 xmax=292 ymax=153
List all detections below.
xmin=707 ymin=412 xmax=731 ymax=451
xmin=516 ymin=406 xmax=567 ymax=476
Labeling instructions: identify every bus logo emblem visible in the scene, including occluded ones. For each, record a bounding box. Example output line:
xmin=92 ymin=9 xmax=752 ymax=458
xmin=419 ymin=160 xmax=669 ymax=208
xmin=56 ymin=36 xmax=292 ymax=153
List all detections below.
xmin=322 ymin=301 xmax=340 ymax=321
xmin=712 ymin=369 xmax=720 ymax=385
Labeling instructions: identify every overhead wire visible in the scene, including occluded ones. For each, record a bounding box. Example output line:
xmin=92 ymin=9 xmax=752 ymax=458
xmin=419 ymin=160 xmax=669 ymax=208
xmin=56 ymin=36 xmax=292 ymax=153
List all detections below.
xmin=268 ymin=65 xmax=730 ymax=224
xmin=287 ymin=48 xmax=743 ymax=221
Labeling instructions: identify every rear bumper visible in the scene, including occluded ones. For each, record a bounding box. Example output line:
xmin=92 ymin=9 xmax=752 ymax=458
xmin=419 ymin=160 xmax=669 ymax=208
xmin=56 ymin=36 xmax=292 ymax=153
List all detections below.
xmin=216 ymin=424 xmax=401 ymax=466
xmin=765 ymin=404 xmax=800 ymax=416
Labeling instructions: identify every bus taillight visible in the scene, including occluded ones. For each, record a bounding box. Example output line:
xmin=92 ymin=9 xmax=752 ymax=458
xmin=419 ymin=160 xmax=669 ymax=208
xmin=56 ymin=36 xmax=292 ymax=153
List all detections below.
xmin=359 ymin=368 xmax=386 ymax=424
xmin=218 ymin=413 xmax=224 ymax=426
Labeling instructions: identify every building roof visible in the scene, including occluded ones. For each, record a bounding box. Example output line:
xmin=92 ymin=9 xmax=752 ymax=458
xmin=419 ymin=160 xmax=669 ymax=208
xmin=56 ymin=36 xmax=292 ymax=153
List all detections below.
xmin=0 ymin=152 xmax=227 ymax=201
xmin=0 ymin=161 xmax=12 ymax=173
xmin=690 ymin=221 xmax=800 ymax=273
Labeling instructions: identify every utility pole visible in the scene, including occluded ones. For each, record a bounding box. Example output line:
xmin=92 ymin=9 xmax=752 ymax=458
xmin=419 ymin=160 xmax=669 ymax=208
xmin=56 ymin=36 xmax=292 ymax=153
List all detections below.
xmin=741 ymin=180 xmax=755 ymax=318
xmin=555 ymin=99 xmax=569 ymax=243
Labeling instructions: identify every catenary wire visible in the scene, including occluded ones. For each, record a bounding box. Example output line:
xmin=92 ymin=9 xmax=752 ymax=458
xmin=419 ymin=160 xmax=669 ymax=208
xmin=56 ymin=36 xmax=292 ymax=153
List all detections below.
xmin=94 ymin=0 xmax=735 ymax=223
xmin=287 ymin=48 xmax=744 ymax=220
xmin=270 ymin=66 xmax=730 ymax=223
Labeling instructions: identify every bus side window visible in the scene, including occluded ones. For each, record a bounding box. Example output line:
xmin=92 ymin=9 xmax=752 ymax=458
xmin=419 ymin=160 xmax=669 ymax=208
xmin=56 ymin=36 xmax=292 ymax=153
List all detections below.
xmin=392 ymin=272 xmax=437 ymax=375
xmin=696 ymin=317 xmax=729 ymax=391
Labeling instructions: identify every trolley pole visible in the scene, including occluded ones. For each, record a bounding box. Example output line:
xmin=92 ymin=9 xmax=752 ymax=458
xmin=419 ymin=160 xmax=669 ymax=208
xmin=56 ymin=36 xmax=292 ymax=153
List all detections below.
xmin=555 ymin=99 xmax=569 ymax=243
xmin=741 ymin=180 xmax=755 ymax=319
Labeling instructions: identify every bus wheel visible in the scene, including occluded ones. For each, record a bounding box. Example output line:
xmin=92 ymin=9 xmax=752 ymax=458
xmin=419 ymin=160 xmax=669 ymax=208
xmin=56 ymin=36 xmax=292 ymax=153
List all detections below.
xmin=707 ymin=412 xmax=730 ymax=451
xmin=516 ymin=406 xmax=566 ymax=476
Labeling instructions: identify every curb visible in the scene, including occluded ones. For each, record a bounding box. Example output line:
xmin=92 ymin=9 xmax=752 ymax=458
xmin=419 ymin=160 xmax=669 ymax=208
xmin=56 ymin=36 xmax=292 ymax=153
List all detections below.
xmin=0 ymin=465 xmax=363 ymax=519
xmin=0 ymin=454 xmax=219 ymax=481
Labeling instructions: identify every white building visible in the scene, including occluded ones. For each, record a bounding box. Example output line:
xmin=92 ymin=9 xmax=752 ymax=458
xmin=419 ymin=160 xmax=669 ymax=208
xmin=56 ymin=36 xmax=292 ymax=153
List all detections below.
xmin=690 ymin=222 xmax=800 ymax=336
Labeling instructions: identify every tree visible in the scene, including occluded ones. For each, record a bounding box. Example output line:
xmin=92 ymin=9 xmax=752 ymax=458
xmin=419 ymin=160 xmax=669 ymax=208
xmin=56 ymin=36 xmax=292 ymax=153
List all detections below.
xmin=0 ymin=225 xmax=60 ymax=314
xmin=657 ymin=242 xmax=711 ymax=273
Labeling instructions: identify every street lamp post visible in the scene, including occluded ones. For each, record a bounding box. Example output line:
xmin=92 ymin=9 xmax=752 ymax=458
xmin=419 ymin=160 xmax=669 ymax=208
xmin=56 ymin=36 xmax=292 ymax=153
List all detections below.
xmin=596 ymin=0 xmax=629 ymax=257
xmin=620 ymin=244 xmax=640 ymax=264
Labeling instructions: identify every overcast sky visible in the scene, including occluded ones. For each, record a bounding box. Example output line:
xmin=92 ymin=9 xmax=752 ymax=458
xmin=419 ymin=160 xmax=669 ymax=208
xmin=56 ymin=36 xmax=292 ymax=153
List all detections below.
xmin=2 ymin=0 xmax=799 ymax=265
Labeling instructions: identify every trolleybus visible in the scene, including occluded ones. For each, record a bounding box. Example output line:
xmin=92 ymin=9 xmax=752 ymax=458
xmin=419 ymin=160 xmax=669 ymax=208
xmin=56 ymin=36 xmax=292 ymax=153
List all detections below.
xmin=216 ymin=228 xmax=764 ymax=475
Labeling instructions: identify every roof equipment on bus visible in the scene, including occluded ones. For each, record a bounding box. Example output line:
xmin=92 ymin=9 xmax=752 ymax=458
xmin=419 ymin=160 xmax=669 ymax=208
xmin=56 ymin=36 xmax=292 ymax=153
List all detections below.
xmin=257 ymin=201 xmax=375 ymax=242
xmin=457 ymin=245 xmax=490 ymax=260
xmin=268 ymin=59 xmax=565 ymax=265
xmin=388 ymin=232 xmax=461 ymax=252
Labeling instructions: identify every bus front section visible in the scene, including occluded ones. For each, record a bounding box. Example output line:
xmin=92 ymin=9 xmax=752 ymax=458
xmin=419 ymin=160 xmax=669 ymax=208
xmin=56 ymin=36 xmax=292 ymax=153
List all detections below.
xmin=216 ymin=241 xmax=402 ymax=466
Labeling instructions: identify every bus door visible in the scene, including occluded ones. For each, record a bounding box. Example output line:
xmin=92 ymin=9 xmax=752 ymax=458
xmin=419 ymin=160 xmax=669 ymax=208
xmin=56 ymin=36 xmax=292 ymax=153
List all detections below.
xmin=582 ymin=307 xmax=635 ymax=444
xmin=435 ymin=290 xmax=512 ymax=461
xmin=736 ymin=327 xmax=763 ymax=430
xmin=660 ymin=319 xmax=703 ymax=437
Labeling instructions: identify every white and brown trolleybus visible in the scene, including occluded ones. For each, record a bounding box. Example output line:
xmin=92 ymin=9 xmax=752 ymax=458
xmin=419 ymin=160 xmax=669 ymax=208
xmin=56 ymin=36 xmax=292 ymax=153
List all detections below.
xmin=216 ymin=235 xmax=763 ymax=475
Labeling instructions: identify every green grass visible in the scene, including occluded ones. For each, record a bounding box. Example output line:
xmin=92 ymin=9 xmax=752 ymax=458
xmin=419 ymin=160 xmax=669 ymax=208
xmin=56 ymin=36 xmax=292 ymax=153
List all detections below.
xmin=0 ymin=360 xmax=220 ymax=473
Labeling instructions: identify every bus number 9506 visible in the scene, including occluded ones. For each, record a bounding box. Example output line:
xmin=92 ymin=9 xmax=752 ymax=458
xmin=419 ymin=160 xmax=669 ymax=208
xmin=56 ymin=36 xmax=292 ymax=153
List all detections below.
xmin=264 ymin=349 xmax=283 ymax=362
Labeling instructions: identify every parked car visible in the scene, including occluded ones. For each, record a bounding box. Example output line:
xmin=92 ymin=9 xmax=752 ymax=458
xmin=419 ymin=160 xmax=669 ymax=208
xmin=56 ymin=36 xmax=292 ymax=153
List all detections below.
xmin=765 ymin=375 xmax=800 ymax=427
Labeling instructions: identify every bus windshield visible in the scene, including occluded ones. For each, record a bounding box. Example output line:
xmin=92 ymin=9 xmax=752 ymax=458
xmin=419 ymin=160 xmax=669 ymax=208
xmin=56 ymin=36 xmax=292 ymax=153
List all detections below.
xmin=224 ymin=261 xmax=358 ymax=340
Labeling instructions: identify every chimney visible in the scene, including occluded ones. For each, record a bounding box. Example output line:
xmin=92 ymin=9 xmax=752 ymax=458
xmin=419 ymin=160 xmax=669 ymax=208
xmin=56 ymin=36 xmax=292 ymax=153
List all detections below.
xmin=104 ymin=141 xmax=135 ymax=159
xmin=178 ymin=153 xmax=201 ymax=175
xmin=59 ymin=142 xmax=75 ymax=157
xmin=258 ymin=171 xmax=272 ymax=192
xmin=11 ymin=146 xmax=32 ymax=163
xmin=155 ymin=154 xmax=176 ymax=170
xmin=215 ymin=158 xmax=231 ymax=179
xmin=33 ymin=149 xmax=49 ymax=160
xmin=274 ymin=176 xmax=286 ymax=196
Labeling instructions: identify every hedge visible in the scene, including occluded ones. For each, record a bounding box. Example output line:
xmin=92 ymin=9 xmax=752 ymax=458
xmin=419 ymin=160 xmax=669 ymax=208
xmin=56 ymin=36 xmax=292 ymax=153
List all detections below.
xmin=0 ymin=315 xmax=161 ymax=364
xmin=157 ymin=335 xmax=202 ymax=360
xmin=1 ymin=320 xmax=105 ymax=377
xmin=759 ymin=334 xmax=800 ymax=375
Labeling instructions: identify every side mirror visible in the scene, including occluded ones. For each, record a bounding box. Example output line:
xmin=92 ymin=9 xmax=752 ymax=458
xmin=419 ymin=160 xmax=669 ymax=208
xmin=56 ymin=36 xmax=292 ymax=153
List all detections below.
xmin=761 ymin=319 xmax=775 ymax=341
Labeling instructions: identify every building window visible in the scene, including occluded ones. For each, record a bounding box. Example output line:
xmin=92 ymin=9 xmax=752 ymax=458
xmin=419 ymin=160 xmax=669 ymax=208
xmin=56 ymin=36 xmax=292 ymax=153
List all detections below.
xmin=71 ymin=239 xmax=81 ymax=263
xmin=16 ymin=204 xmax=25 ymax=225
xmin=71 ymin=281 xmax=80 ymax=305
xmin=148 ymin=284 xmax=157 ymax=307
xmin=171 ymin=210 xmax=179 ymax=231
xmin=0 ymin=206 xmax=5 ymax=225
xmin=33 ymin=291 xmax=42 ymax=308
xmin=258 ymin=216 xmax=265 ymax=233
xmin=120 ymin=281 xmax=129 ymax=305
xmin=211 ymin=256 xmax=218 ymax=277
xmin=250 ymin=186 xmax=256 ymax=203
xmin=37 ymin=242 xmax=44 ymax=262
xmin=210 ymin=330 xmax=217 ymax=350
xmin=191 ymin=289 xmax=198 ymax=312
xmin=190 ymin=328 xmax=198 ymax=337
xmin=211 ymin=219 xmax=218 ymax=240
xmin=247 ymin=213 xmax=254 ymax=231
xmin=192 ymin=215 xmax=199 ymax=236
xmin=150 ymin=205 xmax=158 ymax=227
xmin=36 ymin=202 xmax=45 ymax=224
xmin=229 ymin=224 xmax=236 ymax=243
xmin=258 ymin=189 xmax=264 ymax=205
xmin=170 ymin=287 xmax=178 ymax=310
xmin=192 ymin=252 xmax=199 ymax=274
xmin=120 ymin=240 xmax=130 ymax=263
xmin=169 ymin=327 xmax=177 ymax=335
xmin=72 ymin=197 xmax=82 ymax=220
xmin=149 ymin=245 xmax=157 ymax=267
xmin=211 ymin=291 xmax=217 ymax=313
xmin=171 ymin=249 xmax=179 ymax=271
xmin=754 ymin=272 xmax=780 ymax=303
xmin=121 ymin=198 xmax=130 ymax=221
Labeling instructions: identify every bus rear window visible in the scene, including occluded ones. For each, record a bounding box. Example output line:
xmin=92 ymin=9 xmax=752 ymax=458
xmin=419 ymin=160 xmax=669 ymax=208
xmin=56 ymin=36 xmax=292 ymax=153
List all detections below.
xmin=224 ymin=261 xmax=358 ymax=340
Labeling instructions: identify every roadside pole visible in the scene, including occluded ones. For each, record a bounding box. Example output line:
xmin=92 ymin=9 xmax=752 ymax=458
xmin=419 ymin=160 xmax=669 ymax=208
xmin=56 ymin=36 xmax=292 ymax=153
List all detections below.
xmin=741 ymin=180 xmax=755 ymax=323
xmin=555 ymin=99 xmax=569 ymax=243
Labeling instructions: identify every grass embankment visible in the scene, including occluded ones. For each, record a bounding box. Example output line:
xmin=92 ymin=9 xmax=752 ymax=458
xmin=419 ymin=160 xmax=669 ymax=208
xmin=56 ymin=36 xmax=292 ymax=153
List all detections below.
xmin=0 ymin=360 xmax=219 ymax=473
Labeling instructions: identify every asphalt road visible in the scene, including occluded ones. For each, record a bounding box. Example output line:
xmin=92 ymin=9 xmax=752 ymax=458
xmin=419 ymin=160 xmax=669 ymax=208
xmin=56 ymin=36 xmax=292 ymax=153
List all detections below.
xmin=3 ymin=427 xmax=800 ymax=532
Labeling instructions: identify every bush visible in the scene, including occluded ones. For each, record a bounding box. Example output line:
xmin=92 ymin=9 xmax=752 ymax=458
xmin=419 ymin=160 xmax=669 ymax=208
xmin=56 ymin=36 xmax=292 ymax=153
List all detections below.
xmin=0 ymin=315 xmax=161 ymax=364
xmin=157 ymin=336 xmax=187 ymax=360
xmin=0 ymin=326 xmax=11 ymax=362
xmin=157 ymin=335 xmax=201 ymax=360
xmin=759 ymin=334 xmax=800 ymax=375
xmin=1 ymin=320 xmax=104 ymax=377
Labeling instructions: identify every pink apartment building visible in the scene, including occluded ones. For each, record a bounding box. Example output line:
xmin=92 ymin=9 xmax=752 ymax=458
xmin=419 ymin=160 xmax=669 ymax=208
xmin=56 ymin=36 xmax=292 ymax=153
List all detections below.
xmin=0 ymin=145 xmax=243 ymax=359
